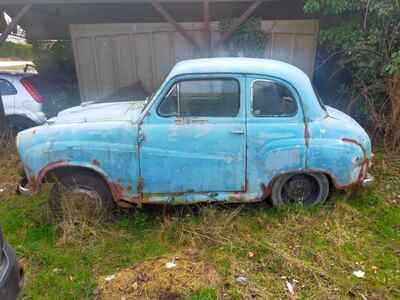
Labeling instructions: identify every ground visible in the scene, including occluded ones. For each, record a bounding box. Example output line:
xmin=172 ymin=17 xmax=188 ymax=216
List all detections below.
xmin=0 ymin=140 xmax=399 ymax=299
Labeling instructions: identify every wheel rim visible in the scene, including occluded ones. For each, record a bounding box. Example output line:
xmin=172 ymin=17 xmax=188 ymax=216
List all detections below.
xmin=60 ymin=185 xmax=105 ymax=219
xmin=281 ymin=174 xmax=321 ymax=206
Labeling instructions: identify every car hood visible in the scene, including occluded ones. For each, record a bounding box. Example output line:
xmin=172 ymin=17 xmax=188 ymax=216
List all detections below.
xmin=48 ymin=101 xmax=146 ymax=125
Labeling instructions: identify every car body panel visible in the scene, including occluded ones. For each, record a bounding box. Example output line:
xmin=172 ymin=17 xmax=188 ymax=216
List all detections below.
xmin=16 ymin=58 xmax=373 ymax=206
xmin=140 ymin=74 xmax=246 ymax=195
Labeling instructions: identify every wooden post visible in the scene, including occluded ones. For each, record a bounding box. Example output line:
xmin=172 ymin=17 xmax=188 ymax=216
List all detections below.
xmin=213 ymin=0 xmax=263 ymax=50
xmin=151 ymin=1 xmax=199 ymax=51
xmin=203 ymin=0 xmax=211 ymax=56
xmin=0 ymin=4 xmax=32 ymax=136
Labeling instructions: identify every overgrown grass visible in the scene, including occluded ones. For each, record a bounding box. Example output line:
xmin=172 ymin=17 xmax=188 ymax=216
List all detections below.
xmin=0 ymin=141 xmax=399 ymax=299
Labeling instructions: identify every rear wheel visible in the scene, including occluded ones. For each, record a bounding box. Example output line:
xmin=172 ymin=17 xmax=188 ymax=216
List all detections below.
xmin=271 ymin=173 xmax=330 ymax=207
xmin=49 ymin=171 xmax=115 ymax=220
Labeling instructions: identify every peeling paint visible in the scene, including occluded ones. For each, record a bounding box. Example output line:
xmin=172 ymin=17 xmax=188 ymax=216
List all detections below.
xmin=16 ymin=60 xmax=373 ymax=207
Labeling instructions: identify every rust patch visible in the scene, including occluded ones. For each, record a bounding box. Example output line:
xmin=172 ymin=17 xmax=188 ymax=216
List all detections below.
xmin=92 ymin=159 xmax=100 ymax=166
xmin=137 ymin=177 xmax=144 ymax=194
xmin=342 ymin=138 xmax=367 ymax=158
xmin=260 ymin=183 xmax=272 ymax=200
xmin=304 ymin=122 xmax=310 ymax=148
xmin=31 ymin=160 xmax=69 ymax=192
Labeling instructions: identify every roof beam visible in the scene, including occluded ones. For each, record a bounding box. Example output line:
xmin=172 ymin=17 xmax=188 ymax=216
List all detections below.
xmin=0 ymin=3 xmax=31 ymax=44
xmin=203 ymin=0 xmax=211 ymax=56
xmin=213 ymin=0 xmax=263 ymax=50
xmin=0 ymin=0 xmax=265 ymax=4
xmin=151 ymin=0 xmax=199 ymax=50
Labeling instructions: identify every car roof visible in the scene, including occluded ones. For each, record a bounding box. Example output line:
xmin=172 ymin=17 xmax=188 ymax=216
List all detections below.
xmin=168 ymin=57 xmax=308 ymax=81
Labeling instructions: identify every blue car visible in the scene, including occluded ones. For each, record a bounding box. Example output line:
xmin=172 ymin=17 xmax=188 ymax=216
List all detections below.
xmin=17 ymin=58 xmax=373 ymax=214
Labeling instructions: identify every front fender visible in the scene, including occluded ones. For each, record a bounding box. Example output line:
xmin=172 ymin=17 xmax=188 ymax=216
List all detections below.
xmin=17 ymin=121 xmax=140 ymax=201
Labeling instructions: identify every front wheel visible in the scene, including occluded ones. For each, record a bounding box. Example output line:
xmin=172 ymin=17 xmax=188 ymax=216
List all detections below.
xmin=271 ymin=173 xmax=330 ymax=207
xmin=49 ymin=171 xmax=115 ymax=220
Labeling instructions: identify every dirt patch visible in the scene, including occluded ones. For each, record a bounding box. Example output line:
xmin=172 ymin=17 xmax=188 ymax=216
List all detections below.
xmin=97 ymin=248 xmax=221 ymax=300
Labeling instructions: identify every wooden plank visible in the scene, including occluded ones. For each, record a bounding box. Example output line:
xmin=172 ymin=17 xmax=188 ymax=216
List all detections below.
xmin=213 ymin=0 xmax=263 ymax=50
xmin=151 ymin=1 xmax=199 ymax=50
xmin=0 ymin=4 xmax=31 ymax=44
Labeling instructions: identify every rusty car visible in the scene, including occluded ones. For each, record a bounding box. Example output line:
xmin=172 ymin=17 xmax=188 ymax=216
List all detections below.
xmin=16 ymin=58 xmax=373 ymax=214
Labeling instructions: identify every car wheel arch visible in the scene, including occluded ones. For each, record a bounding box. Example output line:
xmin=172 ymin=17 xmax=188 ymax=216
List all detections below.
xmin=38 ymin=164 xmax=120 ymax=202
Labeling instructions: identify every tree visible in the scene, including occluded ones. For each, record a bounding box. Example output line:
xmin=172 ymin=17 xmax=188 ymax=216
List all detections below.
xmin=304 ymin=0 xmax=400 ymax=148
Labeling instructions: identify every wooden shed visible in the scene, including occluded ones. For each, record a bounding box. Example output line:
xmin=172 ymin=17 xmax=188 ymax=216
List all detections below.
xmin=0 ymin=0 xmax=320 ymax=101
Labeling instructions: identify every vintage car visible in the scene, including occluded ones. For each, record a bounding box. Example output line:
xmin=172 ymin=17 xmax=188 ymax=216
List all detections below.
xmin=17 ymin=58 xmax=373 ymax=214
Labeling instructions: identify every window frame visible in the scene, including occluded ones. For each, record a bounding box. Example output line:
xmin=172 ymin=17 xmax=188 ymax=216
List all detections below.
xmin=0 ymin=78 xmax=17 ymax=96
xmin=157 ymin=77 xmax=241 ymax=118
xmin=251 ymin=79 xmax=299 ymax=118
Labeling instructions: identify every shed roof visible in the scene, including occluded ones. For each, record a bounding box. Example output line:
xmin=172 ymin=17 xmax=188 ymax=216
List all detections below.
xmin=0 ymin=0 xmax=310 ymax=40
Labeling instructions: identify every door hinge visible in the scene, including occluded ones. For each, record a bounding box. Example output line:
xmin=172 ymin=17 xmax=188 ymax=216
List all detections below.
xmin=138 ymin=131 xmax=145 ymax=144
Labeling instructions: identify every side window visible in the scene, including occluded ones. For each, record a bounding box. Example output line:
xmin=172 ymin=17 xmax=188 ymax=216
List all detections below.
xmin=252 ymin=80 xmax=297 ymax=117
xmin=158 ymin=79 xmax=240 ymax=117
xmin=0 ymin=79 xmax=17 ymax=96
xmin=158 ymin=84 xmax=178 ymax=117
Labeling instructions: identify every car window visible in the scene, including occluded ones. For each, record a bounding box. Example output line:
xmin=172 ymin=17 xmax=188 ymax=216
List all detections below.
xmin=252 ymin=80 xmax=297 ymax=117
xmin=158 ymin=79 xmax=240 ymax=118
xmin=0 ymin=79 xmax=17 ymax=96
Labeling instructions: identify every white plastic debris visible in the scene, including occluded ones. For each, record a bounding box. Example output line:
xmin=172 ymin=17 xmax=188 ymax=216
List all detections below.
xmin=352 ymin=270 xmax=365 ymax=278
xmin=286 ymin=281 xmax=295 ymax=295
xmin=105 ymin=274 xmax=116 ymax=282
xmin=0 ymin=188 xmax=4 ymax=193
xmin=165 ymin=259 xmax=176 ymax=269
xmin=236 ymin=276 xmax=248 ymax=284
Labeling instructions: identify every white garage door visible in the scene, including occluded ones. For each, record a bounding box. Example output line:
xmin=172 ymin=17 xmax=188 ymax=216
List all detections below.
xmin=70 ymin=20 xmax=319 ymax=102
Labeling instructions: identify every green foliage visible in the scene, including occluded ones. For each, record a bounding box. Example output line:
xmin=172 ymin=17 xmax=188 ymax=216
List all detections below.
xmin=304 ymin=0 xmax=400 ymax=147
xmin=0 ymin=41 xmax=33 ymax=60
xmin=219 ymin=17 xmax=268 ymax=58
xmin=33 ymin=40 xmax=76 ymax=78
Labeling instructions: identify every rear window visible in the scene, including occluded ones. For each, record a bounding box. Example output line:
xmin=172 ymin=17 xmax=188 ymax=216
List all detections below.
xmin=0 ymin=78 xmax=17 ymax=96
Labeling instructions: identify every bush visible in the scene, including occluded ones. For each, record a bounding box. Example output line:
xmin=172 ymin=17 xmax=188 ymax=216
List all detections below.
xmin=304 ymin=0 xmax=400 ymax=149
xmin=0 ymin=41 xmax=33 ymax=60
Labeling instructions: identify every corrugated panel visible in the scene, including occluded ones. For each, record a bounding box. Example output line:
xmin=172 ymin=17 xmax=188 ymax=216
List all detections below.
xmin=70 ymin=20 xmax=319 ymax=102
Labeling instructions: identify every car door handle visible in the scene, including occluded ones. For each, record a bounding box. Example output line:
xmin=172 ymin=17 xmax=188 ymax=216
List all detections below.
xmin=230 ymin=130 xmax=245 ymax=135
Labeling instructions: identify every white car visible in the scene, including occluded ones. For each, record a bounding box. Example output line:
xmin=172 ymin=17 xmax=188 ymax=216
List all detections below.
xmin=0 ymin=72 xmax=78 ymax=131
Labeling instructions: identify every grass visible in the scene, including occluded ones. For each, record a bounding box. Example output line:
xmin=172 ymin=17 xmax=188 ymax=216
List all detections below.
xmin=0 ymin=140 xmax=399 ymax=299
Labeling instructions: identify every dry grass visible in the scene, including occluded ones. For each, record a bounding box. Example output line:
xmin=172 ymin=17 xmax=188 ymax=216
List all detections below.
xmin=53 ymin=187 xmax=109 ymax=246
xmin=97 ymin=248 xmax=221 ymax=300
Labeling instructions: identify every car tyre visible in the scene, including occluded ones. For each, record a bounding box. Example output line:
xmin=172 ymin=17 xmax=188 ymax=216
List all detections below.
xmin=271 ymin=173 xmax=330 ymax=207
xmin=49 ymin=171 xmax=115 ymax=220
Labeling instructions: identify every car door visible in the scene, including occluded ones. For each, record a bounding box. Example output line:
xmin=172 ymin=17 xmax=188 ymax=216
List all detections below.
xmin=245 ymin=75 xmax=306 ymax=194
xmin=139 ymin=74 xmax=246 ymax=194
